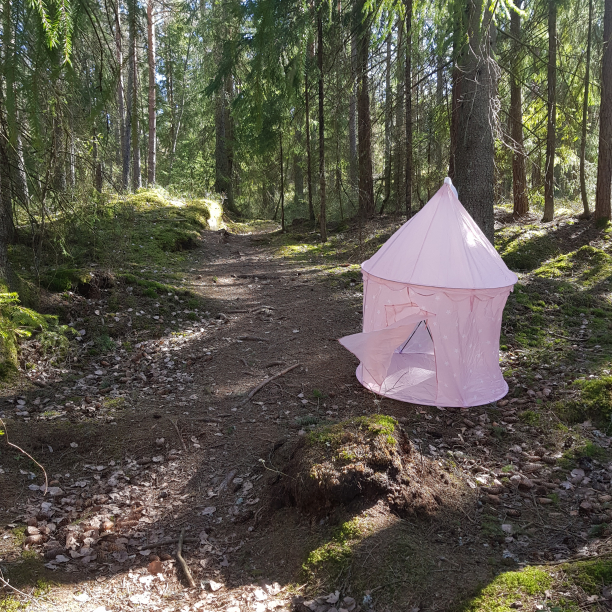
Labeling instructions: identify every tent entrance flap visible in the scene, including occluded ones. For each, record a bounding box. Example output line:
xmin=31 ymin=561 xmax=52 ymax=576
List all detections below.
xmin=397 ymin=320 xmax=434 ymax=355
xmin=379 ymin=320 xmax=437 ymax=402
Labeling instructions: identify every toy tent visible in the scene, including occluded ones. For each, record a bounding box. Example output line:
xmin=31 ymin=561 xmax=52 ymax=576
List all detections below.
xmin=339 ymin=178 xmax=517 ymax=408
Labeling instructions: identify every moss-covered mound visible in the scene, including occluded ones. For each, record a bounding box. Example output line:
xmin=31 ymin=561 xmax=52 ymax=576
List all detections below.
xmin=533 ymin=245 xmax=612 ymax=287
xmin=277 ymin=414 xmax=453 ymax=518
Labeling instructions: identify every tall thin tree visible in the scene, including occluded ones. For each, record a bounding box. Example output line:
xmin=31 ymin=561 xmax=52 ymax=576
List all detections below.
xmin=510 ymin=0 xmax=529 ymax=218
xmin=356 ymin=0 xmax=374 ymax=217
xmin=147 ymin=0 xmax=156 ymax=185
xmin=318 ymin=7 xmax=327 ymax=241
xmin=542 ymin=0 xmax=557 ymax=222
xmin=580 ymin=0 xmax=593 ymax=217
xmin=595 ymin=0 xmax=612 ymax=221
xmin=404 ymin=0 xmax=413 ymax=219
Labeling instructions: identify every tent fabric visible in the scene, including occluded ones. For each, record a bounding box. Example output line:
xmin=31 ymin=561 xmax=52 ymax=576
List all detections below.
xmin=361 ymin=182 xmax=518 ymax=289
xmin=339 ymin=179 xmax=517 ymax=408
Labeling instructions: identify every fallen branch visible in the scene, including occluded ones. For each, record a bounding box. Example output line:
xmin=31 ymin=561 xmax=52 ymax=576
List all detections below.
xmin=166 ymin=417 xmax=188 ymax=452
xmin=237 ymin=363 xmax=301 ymax=406
xmin=140 ymin=537 xmax=199 ymax=549
xmin=0 ymin=417 xmax=48 ymax=495
xmin=0 ymin=572 xmax=42 ymax=608
xmin=176 ymin=528 xmax=196 ymax=588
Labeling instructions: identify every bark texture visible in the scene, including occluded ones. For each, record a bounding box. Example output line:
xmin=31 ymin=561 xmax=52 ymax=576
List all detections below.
xmin=147 ymin=0 xmax=156 ymax=186
xmin=543 ymin=0 xmax=557 ymax=222
xmin=318 ymin=10 xmax=327 ymax=241
xmin=580 ymin=0 xmax=593 ymax=217
xmin=404 ymin=0 xmax=413 ymax=219
xmin=595 ymin=0 xmax=612 ymax=221
xmin=453 ymin=0 xmax=498 ymax=243
xmin=510 ymin=0 xmax=529 ymax=218
xmin=356 ymin=0 xmax=374 ymax=218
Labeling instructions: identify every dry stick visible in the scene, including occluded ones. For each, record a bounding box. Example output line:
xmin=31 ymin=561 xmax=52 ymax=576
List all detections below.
xmin=141 ymin=536 xmax=199 ymax=549
xmin=176 ymin=528 xmax=196 ymax=589
xmin=0 ymin=573 xmax=42 ymax=608
xmin=0 ymin=417 xmax=48 ymax=495
xmin=166 ymin=416 xmax=188 ymax=452
xmin=237 ymin=363 xmax=302 ymax=407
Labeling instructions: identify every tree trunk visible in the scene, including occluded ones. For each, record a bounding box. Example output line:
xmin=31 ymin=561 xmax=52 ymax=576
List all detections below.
xmin=453 ymin=0 xmax=498 ymax=243
xmin=53 ymin=116 xmax=66 ymax=192
xmin=0 ymin=138 xmax=11 ymax=286
xmin=435 ymin=54 xmax=444 ymax=178
xmin=542 ymin=0 xmax=557 ymax=222
xmin=580 ymin=0 xmax=593 ymax=217
xmin=3 ymin=0 xmax=29 ymax=212
xmin=382 ymin=33 xmax=392 ymax=210
xmin=93 ymin=130 xmax=103 ymax=193
xmin=595 ymin=0 xmax=612 ymax=221
xmin=404 ymin=0 xmax=413 ymax=219
xmin=349 ymin=32 xmax=358 ymax=196
xmin=510 ymin=0 xmax=529 ymax=218
xmin=129 ymin=0 xmax=141 ymax=192
xmin=318 ymin=10 xmax=327 ymax=242
xmin=305 ymin=63 xmax=315 ymax=222
xmin=147 ymin=0 xmax=156 ymax=186
xmin=356 ymin=0 xmax=374 ymax=218
xmin=448 ymin=67 xmax=459 ymax=180
xmin=395 ymin=18 xmax=405 ymax=213
xmin=0 ymin=109 xmax=14 ymax=259
xmin=280 ymin=132 xmax=285 ymax=232
xmin=116 ymin=3 xmax=129 ymax=192
xmin=294 ymin=127 xmax=304 ymax=207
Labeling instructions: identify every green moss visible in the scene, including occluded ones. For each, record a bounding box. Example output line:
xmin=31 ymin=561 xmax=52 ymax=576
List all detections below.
xmin=497 ymin=225 xmax=559 ymax=271
xmin=39 ymin=267 xmax=91 ymax=292
xmin=302 ymin=518 xmax=364 ymax=580
xmin=462 ymin=567 xmax=553 ymax=611
xmin=563 ymin=558 xmax=612 ymax=594
xmin=308 ymin=414 xmax=397 ymax=447
xmin=534 ymin=246 xmax=612 ymax=288
xmin=519 ymin=410 xmax=540 ymax=425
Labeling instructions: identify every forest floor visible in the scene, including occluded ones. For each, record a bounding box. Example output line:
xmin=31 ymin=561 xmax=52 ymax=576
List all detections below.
xmin=3 ymin=199 xmax=612 ymax=612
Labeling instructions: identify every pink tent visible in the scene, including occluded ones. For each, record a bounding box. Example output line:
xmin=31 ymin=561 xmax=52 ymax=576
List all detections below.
xmin=339 ymin=178 xmax=518 ymax=408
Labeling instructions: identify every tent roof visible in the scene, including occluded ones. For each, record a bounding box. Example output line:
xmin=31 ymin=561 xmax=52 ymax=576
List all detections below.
xmin=361 ymin=180 xmax=518 ymax=290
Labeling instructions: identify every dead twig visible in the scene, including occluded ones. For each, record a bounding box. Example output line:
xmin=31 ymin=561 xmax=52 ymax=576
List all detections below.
xmin=0 ymin=572 xmax=42 ymax=608
xmin=237 ymin=363 xmax=301 ymax=406
xmin=141 ymin=537 xmax=199 ymax=549
xmin=166 ymin=416 xmax=188 ymax=452
xmin=0 ymin=417 xmax=48 ymax=495
xmin=176 ymin=528 xmax=196 ymax=589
